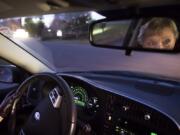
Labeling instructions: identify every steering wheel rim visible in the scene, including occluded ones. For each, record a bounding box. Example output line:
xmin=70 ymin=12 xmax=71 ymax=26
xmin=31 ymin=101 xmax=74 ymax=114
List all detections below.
xmin=16 ymin=73 xmax=77 ymax=135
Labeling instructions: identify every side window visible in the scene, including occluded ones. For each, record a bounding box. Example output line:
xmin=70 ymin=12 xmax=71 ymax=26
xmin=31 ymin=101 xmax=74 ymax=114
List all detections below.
xmin=0 ymin=59 xmax=12 ymax=65
xmin=0 ymin=58 xmax=15 ymax=83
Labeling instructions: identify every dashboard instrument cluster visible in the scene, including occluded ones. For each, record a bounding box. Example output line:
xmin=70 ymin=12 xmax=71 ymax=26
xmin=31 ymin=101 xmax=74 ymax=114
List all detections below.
xmin=69 ymin=83 xmax=100 ymax=117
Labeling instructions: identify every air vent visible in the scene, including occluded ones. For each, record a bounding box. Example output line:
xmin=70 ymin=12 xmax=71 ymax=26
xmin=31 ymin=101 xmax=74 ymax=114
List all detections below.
xmin=113 ymin=95 xmax=179 ymax=134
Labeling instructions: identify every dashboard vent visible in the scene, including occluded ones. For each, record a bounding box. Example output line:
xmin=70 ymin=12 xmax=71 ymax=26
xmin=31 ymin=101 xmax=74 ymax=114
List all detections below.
xmin=111 ymin=94 xmax=179 ymax=134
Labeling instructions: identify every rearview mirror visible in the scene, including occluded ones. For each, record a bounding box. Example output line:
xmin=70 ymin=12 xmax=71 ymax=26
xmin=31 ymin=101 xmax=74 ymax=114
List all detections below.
xmin=89 ymin=17 xmax=180 ymax=53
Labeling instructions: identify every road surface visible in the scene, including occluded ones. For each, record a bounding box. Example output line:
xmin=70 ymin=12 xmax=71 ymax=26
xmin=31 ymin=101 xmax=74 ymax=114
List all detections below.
xmin=19 ymin=38 xmax=180 ymax=79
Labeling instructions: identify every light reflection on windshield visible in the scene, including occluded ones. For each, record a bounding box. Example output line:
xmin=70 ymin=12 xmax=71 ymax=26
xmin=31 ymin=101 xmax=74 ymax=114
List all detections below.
xmin=0 ymin=11 xmax=105 ymax=71
xmin=0 ymin=11 xmax=105 ymax=40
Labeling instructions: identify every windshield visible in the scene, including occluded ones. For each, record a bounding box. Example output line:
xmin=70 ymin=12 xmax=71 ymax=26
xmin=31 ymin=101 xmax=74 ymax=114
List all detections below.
xmin=0 ymin=11 xmax=180 ymax=80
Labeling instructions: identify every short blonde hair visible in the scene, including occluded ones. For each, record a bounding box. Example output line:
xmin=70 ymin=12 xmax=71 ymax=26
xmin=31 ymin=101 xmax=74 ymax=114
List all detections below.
xmin=138 ymin=18 xmax=179 ymax=45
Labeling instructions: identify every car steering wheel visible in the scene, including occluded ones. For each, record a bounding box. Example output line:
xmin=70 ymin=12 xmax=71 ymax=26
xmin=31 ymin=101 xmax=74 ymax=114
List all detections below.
xmin=3 ymin=73 xmax=77 ymax=135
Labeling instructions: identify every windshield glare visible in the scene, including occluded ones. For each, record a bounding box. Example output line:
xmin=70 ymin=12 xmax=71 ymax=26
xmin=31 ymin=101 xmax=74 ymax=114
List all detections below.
xmin=0 ymin=11 xmax=180 ymax=80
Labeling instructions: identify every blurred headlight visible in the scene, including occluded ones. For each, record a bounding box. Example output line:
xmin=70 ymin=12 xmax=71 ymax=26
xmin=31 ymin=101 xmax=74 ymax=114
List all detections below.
xmin=57 ymin=30 xmax=62 ymax=37
xmin=13 ymin=29 xmax=29 ymax=38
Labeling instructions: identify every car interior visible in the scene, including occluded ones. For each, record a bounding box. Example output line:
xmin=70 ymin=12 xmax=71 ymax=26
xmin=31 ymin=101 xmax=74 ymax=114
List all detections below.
xmin=0 ymin=0 xmax=179 ymax=135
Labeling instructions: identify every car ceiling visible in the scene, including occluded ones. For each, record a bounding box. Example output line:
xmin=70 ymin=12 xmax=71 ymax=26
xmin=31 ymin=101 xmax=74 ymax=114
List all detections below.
xmin=0 ymin=0 xmax=179 ymax=18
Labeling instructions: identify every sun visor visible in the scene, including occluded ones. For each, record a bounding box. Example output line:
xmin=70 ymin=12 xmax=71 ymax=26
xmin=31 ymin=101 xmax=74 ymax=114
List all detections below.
xmin=0 ymin=1 xmax=12 ymax=13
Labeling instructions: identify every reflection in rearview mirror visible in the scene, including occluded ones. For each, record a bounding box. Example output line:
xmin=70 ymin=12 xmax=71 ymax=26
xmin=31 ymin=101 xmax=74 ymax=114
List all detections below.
xmin=90 ymin=17 xmax=179 ymax=51
xmin=92 ymin=20 xmax=132 ymax=46
xmin=137 ymin=18 xmax=178 ymax=50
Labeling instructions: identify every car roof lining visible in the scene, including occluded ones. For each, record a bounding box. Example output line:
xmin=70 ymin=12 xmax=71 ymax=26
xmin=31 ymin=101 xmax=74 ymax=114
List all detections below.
xmin=0 ymin=0 xmax=179 ymax=19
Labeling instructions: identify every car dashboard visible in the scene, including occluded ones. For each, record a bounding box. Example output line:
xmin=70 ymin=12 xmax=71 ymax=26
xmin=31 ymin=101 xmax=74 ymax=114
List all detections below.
xmin=58 ymin=72 xmax=180 ymax=135
xmin=24 ymin=71 xmax=180 ymax=135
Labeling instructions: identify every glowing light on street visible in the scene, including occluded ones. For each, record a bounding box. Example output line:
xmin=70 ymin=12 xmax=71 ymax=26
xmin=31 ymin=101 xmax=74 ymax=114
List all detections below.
xmin=48 ymin=29 xmax=52 ymax=32
xmin=21 ymin=17 xmax=26 ymax=26
xmin=32 ymin=17 xmax=40 ymax=23
xmin=57 ymin=30 xmax=62 ymax=37
xmin=42 ymin=14 xmax=55 ymax=28
xmin=13 ymin=29 xmax=29 ymax=38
